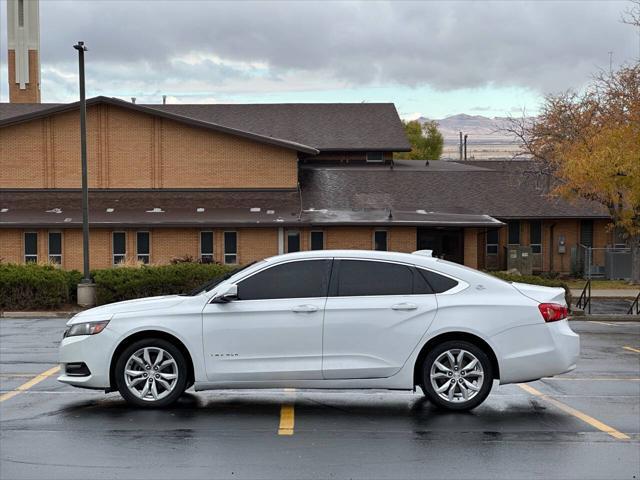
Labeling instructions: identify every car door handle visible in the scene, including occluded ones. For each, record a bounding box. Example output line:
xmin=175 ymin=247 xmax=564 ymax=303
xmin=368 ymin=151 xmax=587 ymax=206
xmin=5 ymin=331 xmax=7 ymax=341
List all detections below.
xmin=292 ymin=304 xmax=319 ymax=313
xmin=391 ymin=303 xmax=418 ymax=311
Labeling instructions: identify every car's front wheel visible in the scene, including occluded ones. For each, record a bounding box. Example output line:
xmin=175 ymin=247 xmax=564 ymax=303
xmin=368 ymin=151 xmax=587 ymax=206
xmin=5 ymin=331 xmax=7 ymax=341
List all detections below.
xmin=422 ymin=340 xmax=493 ymax=411
xmin=115 ymin=338 xmax=187 ymax=408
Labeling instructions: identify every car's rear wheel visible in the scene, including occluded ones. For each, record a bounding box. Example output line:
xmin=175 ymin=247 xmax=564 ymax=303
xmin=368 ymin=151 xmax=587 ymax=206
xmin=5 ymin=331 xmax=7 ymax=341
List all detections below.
xmin=422 ymin=340 xmax=493 ymax=411
xmin=115 ymin=338 xmax=187 ymax=408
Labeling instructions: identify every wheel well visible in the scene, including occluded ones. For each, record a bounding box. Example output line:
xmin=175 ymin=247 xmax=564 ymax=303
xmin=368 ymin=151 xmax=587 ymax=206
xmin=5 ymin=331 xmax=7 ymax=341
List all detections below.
xmin=108 ymin=330 xmax=195 ymax=392
xmin=413 ymin=332 xmax=500 ymax=388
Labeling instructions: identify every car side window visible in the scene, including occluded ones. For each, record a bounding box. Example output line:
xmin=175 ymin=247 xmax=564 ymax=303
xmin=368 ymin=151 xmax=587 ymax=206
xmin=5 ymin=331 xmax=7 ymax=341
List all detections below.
xmin=417 ymin=268 xmax=459 ymax=293
xmin=336 ymin=260 xmax=414 ymax=296
xmin=237 ymin=259 xmax=332 ymax=300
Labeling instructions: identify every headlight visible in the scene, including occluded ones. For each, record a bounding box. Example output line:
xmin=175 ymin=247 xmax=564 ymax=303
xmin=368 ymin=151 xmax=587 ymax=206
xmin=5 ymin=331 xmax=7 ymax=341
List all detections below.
xmin=63 ymin=320 xmax=110 ymax=338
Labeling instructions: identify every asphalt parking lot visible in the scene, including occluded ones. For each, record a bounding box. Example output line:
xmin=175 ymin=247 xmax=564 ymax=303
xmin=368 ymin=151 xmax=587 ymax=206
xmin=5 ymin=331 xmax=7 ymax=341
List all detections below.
xmin=0 ymin=319 xmax=638 ymax=480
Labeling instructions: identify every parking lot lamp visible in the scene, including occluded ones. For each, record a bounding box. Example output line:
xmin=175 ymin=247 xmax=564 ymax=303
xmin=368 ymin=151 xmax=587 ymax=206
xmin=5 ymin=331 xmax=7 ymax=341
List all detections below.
xmin=73 ymin=41 xmax=96 ymax=307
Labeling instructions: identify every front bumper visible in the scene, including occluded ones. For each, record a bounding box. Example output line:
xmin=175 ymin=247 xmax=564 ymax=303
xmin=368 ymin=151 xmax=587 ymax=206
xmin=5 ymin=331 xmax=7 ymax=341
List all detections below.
xmin=493 ymin=319 xmax=580 ymax=384
xmin=57 ymin=327 xmax=119 ymax=390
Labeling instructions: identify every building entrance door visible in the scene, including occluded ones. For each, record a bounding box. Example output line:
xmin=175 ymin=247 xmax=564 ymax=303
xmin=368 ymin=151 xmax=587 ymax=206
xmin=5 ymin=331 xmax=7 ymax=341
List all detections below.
xmin=417 ymin=228 xmax=464 ymax=264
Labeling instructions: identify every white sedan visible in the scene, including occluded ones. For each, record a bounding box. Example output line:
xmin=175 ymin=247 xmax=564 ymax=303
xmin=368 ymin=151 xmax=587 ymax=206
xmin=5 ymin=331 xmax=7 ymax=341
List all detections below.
xmin=58 ymin=250 xmax=579 ymax=410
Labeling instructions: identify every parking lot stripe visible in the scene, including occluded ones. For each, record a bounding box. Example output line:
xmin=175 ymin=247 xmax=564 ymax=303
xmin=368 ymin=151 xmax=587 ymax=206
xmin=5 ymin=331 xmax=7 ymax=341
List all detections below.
xmin=589 ymin=321 xmax=617 ymax=326
xmin=278 ymin=404 xmax=295 ymax=435
xmin=623 ymin=346 xmax=640 ymax=354
xmin=0 ymin=365 xmax=60 ymax=403
xmin=517 ymin=383 xmax=630 ymax=440
xmin=543 ymin=377 xmax=640 ymax=381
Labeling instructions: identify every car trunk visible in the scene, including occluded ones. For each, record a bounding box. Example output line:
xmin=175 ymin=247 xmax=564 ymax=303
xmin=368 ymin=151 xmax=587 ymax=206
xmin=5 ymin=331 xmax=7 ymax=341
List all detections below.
xmin=511 ymin=282 xmax=567 ymax=306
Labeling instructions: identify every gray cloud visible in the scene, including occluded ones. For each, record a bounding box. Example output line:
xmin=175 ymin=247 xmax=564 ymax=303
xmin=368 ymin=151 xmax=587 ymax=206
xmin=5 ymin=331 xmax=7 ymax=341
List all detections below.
xmin=1 ymin=0 xmax=637 ymax=101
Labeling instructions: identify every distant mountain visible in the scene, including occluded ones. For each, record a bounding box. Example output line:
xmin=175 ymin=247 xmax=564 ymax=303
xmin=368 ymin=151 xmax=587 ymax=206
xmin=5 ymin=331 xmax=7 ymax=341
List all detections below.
xmin=417 ymin=114 xmax=530 ymax=145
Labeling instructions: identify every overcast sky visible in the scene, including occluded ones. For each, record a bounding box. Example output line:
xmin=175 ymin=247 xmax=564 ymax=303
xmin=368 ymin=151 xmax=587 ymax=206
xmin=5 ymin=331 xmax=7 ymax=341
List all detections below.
xmin=0 ymin=0 xmax=638 ymax=118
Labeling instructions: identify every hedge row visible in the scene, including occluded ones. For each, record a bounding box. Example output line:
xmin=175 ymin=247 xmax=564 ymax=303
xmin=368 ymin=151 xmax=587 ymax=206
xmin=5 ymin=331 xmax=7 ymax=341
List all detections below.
xmin=0 ymin=263 xmax=83 ymax=310
xmin=1 ymin=263 xmax=574 ymax=311
xmin=0 ymin=263 xmax=234 ymax=311
xmin=93 ymin=263 xmax=233 ymax=305
xmin=488 ymin=271 xmax=572 ymax=306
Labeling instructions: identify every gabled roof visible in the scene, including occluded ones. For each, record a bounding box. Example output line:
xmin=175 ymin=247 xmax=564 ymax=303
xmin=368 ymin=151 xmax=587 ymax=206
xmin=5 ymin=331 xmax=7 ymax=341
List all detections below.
xmin=0 ymin=99 xmax=411 ymax=152
xmin=299 ymin=160 xmax=610 ymax=219
xmin=0 ymin=96 xmax=319 ymax=155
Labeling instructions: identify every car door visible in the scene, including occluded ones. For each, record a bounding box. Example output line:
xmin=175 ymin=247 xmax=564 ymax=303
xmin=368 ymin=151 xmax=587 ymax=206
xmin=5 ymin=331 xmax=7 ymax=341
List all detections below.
xmin=322 ymin=259 xmax=438 ymax=379
xmin=202 ymin=258 xmax=332 ymax=381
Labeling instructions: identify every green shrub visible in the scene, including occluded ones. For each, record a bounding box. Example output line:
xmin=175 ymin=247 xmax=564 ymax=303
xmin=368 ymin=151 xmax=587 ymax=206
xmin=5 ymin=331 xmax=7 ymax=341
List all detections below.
xmin=0 ymin=263 xmax=78 ymax=310
xmin=0 ymin=263 xmax=235 ymax=310
xmin=489 ymin=271 xmax=572 ymax=306
xmin=92 ymin=263 xmax=234 ymax=305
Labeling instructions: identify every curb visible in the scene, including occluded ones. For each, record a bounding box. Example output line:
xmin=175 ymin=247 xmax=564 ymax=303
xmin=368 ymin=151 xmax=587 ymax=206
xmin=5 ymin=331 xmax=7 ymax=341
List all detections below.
xmin=573 ymin=315 xmax=640 ymax=322
xmin=0 ymin=311 xmax=78 ymax=319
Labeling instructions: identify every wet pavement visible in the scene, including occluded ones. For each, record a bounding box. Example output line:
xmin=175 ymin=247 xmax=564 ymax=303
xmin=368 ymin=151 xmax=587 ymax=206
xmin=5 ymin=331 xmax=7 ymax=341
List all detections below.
xmin=0 ymin=319 xmax=639 ymax=480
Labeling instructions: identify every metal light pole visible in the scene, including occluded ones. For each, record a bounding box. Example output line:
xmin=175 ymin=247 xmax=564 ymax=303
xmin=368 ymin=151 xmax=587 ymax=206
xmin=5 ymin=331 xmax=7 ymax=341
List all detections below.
xmin=74 ymin=41 xmax=95 ymax=306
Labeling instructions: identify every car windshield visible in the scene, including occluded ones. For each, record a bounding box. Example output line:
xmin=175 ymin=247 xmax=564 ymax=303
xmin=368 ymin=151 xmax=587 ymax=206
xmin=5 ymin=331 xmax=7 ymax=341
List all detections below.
xmin=184 ymin=261 xmax=259 ymax=296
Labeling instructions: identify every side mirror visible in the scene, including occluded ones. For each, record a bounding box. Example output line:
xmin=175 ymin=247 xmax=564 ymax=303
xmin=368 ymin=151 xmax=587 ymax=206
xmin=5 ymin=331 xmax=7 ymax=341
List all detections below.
xmin=211 ymin=284 xmax=238 ymax=303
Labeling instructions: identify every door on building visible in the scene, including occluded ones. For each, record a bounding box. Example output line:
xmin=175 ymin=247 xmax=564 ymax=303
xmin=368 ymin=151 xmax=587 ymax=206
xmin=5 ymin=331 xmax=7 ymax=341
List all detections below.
xmin=201 ymin=259 xmax=332 ymax=381
xmin=417 ymin=228 xmax=464 ymax=264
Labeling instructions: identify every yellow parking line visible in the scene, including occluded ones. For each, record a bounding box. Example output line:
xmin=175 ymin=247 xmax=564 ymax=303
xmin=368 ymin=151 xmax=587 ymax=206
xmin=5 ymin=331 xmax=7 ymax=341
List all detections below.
xmin=623 ymin=346 xmax=640 ymax=354
xmin=543 ymin=377 xmax=640 ymax=381
xmin=517 ymin=383 xmax=630 ymax=440
xmin=0 ymin=365 xmax=61 ymax=403
xmin=278 ymin=404 xmax=295 ymax=435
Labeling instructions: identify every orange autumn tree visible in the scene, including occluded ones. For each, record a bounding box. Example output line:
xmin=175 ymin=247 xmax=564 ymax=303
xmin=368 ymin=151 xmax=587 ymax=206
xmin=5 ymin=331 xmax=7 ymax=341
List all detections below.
xmin=507 ymin=64 xmax=640 ymax=283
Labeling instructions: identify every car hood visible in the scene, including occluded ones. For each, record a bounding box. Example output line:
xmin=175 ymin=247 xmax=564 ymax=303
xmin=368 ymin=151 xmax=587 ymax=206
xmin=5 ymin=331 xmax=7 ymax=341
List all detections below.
xmin=511 ymin=282 xmax=567 ymax=305
xmin=68 ymin=295 xmax=186 ymax=325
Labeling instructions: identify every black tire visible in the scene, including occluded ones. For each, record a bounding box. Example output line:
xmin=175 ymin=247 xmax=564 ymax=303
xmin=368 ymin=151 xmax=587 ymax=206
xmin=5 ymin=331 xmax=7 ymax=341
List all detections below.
xmin=115 ymin=338 xmax=188 ymax=408
xmin=422 ymin=340 xmax=493 ymax=411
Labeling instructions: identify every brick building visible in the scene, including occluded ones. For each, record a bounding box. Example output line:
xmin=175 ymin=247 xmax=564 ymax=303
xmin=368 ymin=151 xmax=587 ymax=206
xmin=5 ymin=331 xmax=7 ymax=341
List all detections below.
xmin=0 ymin=95 xmax=613 ymax=275
xmin=0 ymin=0 xmax=612 ymax=275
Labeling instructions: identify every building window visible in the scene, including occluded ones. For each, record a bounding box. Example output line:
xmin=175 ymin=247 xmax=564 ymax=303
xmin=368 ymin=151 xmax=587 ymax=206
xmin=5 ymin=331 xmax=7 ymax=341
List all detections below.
xmin=48 ymin=232 xmax=62 ymax=265
xmin=529 ymin=220 xmax=542 ymax=254
xmin=24 ymin=232 xmax=37 ymax=263
xmin=200 ymin=231 xmax=214 ymax=263
xmin=508 ymin=221 xmax=520 ymax=245
xmin=366 ymin=152 xmax=384 ymax=163
xmin=137 ymin=231 xmax=150 ymax=264
xmin=614 ymin=227 xmax=628 ymax=248
xmin=224 ymin=231 xmax=237 ymax=264
xmin=113 ymin=232 xmax=126 ymax=265
xmin=18 ymin=0 xmax=24 ymax=27
xmin=374 ymin=230 xmax=388 ymax=251
xmin=486 ymin=229 xmax=499 ymax=255
xmin=287 ymin=230 xmax=300 ymax=253
xmin=310 ymin=231 xmax=324 ymax=250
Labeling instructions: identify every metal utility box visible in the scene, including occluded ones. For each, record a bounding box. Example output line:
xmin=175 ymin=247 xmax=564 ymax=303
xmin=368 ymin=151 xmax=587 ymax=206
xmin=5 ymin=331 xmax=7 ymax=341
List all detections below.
xmin=506 ymin=245 xmax=533 ymax=275
xmin=604 ymin=249 xmax=632 ymax=280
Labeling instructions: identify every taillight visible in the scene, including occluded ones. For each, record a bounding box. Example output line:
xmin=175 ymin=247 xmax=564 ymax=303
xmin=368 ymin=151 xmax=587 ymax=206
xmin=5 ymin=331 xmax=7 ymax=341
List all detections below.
xmin=538 ymin=303 xmax=569 ymax=322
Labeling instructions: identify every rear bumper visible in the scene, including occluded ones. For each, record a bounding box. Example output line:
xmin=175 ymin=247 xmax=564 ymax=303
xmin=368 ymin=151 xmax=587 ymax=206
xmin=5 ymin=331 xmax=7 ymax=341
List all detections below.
xmin=493 ymin=319 xmax=579 ymax=384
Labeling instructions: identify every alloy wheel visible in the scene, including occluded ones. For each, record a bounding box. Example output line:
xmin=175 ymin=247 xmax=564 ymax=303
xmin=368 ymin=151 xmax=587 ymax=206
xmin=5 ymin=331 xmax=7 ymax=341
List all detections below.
xmin=429 ymin=349 xmax=484 ymax=403
xmin=123 ymin=347 xmax=179 ymax=402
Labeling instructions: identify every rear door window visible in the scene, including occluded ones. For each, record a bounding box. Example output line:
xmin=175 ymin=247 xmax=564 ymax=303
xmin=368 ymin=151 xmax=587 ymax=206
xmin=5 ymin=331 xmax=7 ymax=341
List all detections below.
xmin=336 ymin=260 xmax=414 ymax=296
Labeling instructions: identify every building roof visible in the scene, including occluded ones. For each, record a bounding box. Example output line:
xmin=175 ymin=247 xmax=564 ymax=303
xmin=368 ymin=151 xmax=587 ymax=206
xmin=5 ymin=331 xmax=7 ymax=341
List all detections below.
xmin=0 ymin=97 xmax=319 ymax=155
xmin=0 ymin=160 xmax=609 ymax=228
xmin=299 ymin=160 xmax=610 ymax=219
xmin=0 ymin=189 xmax=502 ymax=228
xmin=0 ymin=98 xmax=410 ymax=152
xmin=0 ymin=190 xmax=303 ymax=228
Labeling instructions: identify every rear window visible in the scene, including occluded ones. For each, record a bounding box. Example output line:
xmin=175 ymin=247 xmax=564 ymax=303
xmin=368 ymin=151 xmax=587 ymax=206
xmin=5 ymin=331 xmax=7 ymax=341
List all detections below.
xmin=417 ymin=268 xmax=459 ymax=293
